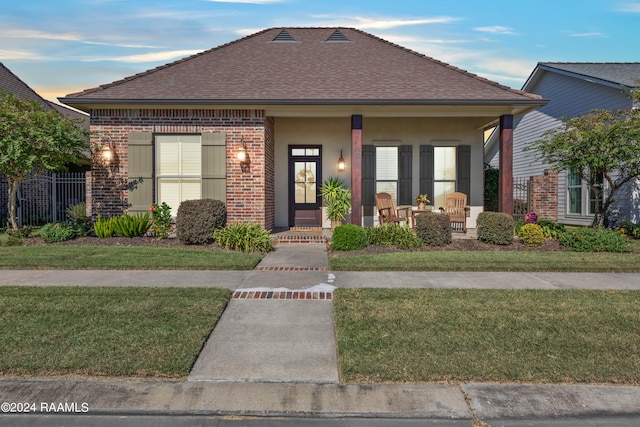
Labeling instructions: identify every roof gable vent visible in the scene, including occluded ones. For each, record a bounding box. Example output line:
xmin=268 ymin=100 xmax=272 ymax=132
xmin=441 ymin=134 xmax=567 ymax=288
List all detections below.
xmin=272 ymin=29 xmax=296 ymax=42
xmin=325 ymin=29 xmax=350 ymax=42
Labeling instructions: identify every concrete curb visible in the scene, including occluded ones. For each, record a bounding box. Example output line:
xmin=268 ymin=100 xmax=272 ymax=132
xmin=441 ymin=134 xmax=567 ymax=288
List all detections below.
xmin=0 ymin=380 xmax=469 ymax=418
xmin=464 ymin=383 xmax=640 ymax=419
xmin=1 ymin=380 xmax=639 ymax=419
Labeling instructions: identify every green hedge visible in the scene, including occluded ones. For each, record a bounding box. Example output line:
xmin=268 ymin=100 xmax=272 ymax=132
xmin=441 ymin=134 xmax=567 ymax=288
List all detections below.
xmin=332 ymin=224 xmax=368 ymax=251
xmin=414 ymin=213 xmax=451 ymax=246
xmin=176 ymin=199 xmax=227 ymax=245
xmin=477 ymin=212 xmax=514 ymax=245
xmin=519 ymin=223 xmax=544 ymax=247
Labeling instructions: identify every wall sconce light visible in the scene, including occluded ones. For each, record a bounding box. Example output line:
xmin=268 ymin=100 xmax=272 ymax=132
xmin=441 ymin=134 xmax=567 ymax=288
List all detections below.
xmin=237 ymin=140 xmax=250 ymax=172
xmin=100 ymin=144 xmax=115 ymax=166
xmin=337 ymin=149 xmax=346 ymax=171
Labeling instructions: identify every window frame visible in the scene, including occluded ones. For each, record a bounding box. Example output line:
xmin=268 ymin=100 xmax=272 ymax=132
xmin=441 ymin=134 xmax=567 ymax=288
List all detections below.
xmin=375 ymin=146 xmax=399 ymax=206
xmin=566 ymin=167 xmax=604 ymax=217
xmin=432 ymin=146 xmax=457 ymax=209
xmin=154 ymin=134 xmax=202 ymax=209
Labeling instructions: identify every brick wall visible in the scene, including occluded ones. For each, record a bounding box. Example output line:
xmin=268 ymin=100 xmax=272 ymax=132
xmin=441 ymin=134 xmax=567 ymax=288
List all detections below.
xmin=529 ymin=169 xmax=558 ymax=221
xmin=89 ymin=108 xmax=274 ymax=228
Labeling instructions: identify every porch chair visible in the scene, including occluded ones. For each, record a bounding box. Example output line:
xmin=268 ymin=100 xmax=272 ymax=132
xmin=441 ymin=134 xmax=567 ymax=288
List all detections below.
xmin=439 ymin=192 xmax=470 ymax=233
xmin=375 ymin=192 xmax=411 ymax=225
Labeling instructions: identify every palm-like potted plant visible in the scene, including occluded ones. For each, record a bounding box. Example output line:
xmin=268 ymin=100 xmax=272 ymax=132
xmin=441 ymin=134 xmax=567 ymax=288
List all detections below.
xmin=320 ymin=177 xmax=352 ymax=230
xmin=415 ymin=193 xmax=430 ymax=210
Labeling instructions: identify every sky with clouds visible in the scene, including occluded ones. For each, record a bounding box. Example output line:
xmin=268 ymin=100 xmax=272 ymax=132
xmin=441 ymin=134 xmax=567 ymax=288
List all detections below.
xmin=1 ymin=0 xmax=638 ymax=103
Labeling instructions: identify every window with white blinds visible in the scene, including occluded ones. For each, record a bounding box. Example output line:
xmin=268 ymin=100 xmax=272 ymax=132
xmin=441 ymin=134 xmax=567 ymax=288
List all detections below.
xmin=375 ymin=146 xmax=398 ymax=205
xmin=156 ymin=135 xmax=201 ymax=212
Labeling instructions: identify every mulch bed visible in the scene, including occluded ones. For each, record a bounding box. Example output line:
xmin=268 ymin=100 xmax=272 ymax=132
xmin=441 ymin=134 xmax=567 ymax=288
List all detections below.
xmin=22 ymin=236 xmax=220 ymax=249
xmin=17 ymin=234 xmax=639 ymax=254
xmin=339 ymin=237 xmax=567 ymax=256
xmin=25 ymin=234 xmax=565 ymax=252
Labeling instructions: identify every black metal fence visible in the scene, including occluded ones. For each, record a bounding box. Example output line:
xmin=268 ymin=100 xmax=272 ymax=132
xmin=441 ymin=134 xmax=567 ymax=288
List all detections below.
xmin=513 ymin=176 xmax=531 ymax=221
xmin=0 ymin=172 xmax=86 ymax=227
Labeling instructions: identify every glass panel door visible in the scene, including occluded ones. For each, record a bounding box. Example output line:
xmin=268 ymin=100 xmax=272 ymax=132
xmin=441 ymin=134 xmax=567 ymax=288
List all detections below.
xmin=289 ymin=146 xmax=322 ymax=227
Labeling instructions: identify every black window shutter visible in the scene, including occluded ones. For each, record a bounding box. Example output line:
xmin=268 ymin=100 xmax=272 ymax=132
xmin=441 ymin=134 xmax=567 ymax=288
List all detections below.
xmin=419 ymin=145 xmax=434 ymax=201
xmin=362 ymin=145 xmax=375 ymax=216
xmin=398 ymin=145 xmax=412 ymax=205
xmin=457 ymin=145 xmax=471 ymax=198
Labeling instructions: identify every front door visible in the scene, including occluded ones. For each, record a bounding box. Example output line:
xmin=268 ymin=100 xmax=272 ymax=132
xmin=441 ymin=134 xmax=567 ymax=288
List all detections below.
xmin=288 ymin=146 xmax=322 ymax=227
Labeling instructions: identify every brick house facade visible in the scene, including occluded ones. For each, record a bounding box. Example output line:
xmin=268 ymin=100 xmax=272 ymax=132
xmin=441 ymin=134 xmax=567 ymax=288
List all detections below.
xmin=61 ymin=28 xmax=545 ymax=229
xmin=89 ymin=108 xmax=275 ymax=227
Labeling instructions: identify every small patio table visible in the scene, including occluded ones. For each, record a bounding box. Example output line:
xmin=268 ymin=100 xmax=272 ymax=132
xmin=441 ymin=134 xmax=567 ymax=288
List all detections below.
xmin=411 ymin=207 xmax=433 ymax=229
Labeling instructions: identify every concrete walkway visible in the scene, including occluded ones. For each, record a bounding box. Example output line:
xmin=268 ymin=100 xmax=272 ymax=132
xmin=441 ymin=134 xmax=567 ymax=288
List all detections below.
xmin=189 ymin=298 xmax=339 ymax=384
xmin=1 ymin=243 xmax=640 ymax=421
xmin=189 ymin=243 xmax=338 ymax=384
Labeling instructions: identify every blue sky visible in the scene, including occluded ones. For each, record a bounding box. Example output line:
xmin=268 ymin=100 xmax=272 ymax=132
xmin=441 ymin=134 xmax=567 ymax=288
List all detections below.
xmin=1 ymin=0 xmax=638 ymax=103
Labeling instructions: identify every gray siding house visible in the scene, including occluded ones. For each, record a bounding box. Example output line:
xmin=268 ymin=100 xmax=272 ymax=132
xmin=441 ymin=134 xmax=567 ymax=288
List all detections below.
xmin=486 ymin=62 xmax=640 ymax=226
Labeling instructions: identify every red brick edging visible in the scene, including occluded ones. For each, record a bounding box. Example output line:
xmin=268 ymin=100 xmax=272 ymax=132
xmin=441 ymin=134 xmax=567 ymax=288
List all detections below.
xmin=232 ymin=290 xmax=333 ymax=300
xmin=254 ymin=266 xmax=329 ymax=271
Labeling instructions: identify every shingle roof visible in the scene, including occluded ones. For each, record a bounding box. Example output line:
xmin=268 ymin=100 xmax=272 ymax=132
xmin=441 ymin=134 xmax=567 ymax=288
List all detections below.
xmin=537 ymin=62 xmax=640 ymax=88
xmin=1 ymin=61 xmax=54 ymax=107
xmin=1 ymin=61 xmax=88 ymax=126
xmin=63 ymin=28 xmax=541 ymax=104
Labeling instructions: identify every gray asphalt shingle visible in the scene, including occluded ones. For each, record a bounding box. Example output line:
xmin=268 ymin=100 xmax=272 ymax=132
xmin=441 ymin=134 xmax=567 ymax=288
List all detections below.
xmin=64 ymin=28 xmax=540 ymax=103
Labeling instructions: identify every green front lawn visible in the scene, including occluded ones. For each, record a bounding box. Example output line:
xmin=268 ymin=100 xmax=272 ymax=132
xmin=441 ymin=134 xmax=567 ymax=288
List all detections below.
xmin=0 ymin=246 xmax=261 ymax=270
xmin=334 ymin=288 xmax=640 ymax=384
xmin=0 ymin=287 xmax=231 ymax=378
xmin=329 ymin=250 xmax=640 ymax=272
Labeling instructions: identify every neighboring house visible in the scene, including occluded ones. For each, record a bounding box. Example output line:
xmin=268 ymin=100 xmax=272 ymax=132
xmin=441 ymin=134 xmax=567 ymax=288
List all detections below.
xmin=0 ymin=61 xmax=88 ymax=128
xmin=61 ymin=27 xmax=545 ymax=229
xmin=0 ymin=61 xmax=89 ymax=226
xmin=485 ymin=62 xmax=640 ymax=226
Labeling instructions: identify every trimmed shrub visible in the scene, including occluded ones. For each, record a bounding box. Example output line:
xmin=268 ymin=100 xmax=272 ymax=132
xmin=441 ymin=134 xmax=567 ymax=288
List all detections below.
xmin=519 ymin=223 xmax=544 ymax=247
xmin=214 ymin=223 xmax=275 ymax=253
xmin=331 ymin=224 xmax=368 ymax=251
xmin=560 ymin=227 xmax=631 ymax=252
xmin=39 ymin=222 xmax=84 ymax=243
xmin=477 ymin=212 xmax=514 ymax=245
xmin=414 ymin=213 xmax=451 ymax=246
xmin=176 ymin=199 xmax=227 ymax=245
xmin=366 ymin=224 xmax=423 ymax=249
xmin=111 ymin=212 xmax=151 ymax=238
xmin=94 ymin=215 xmax=115 ymax=238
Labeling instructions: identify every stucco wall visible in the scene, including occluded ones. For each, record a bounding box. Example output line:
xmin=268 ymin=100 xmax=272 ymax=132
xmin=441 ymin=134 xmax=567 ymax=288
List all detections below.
xmin=274 ymin=116 xmax=487 ymax=228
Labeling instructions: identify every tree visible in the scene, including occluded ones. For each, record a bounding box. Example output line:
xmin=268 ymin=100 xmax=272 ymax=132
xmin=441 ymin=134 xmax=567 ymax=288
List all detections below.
xmin=0 ymin=91 xmax=90 ymax=230
xmin=526 ymin=90 xmax=640 ymax=227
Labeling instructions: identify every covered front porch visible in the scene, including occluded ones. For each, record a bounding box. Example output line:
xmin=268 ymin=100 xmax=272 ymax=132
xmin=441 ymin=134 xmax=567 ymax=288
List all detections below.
xmin=270 ymin=108 xmax=518 ymax=230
